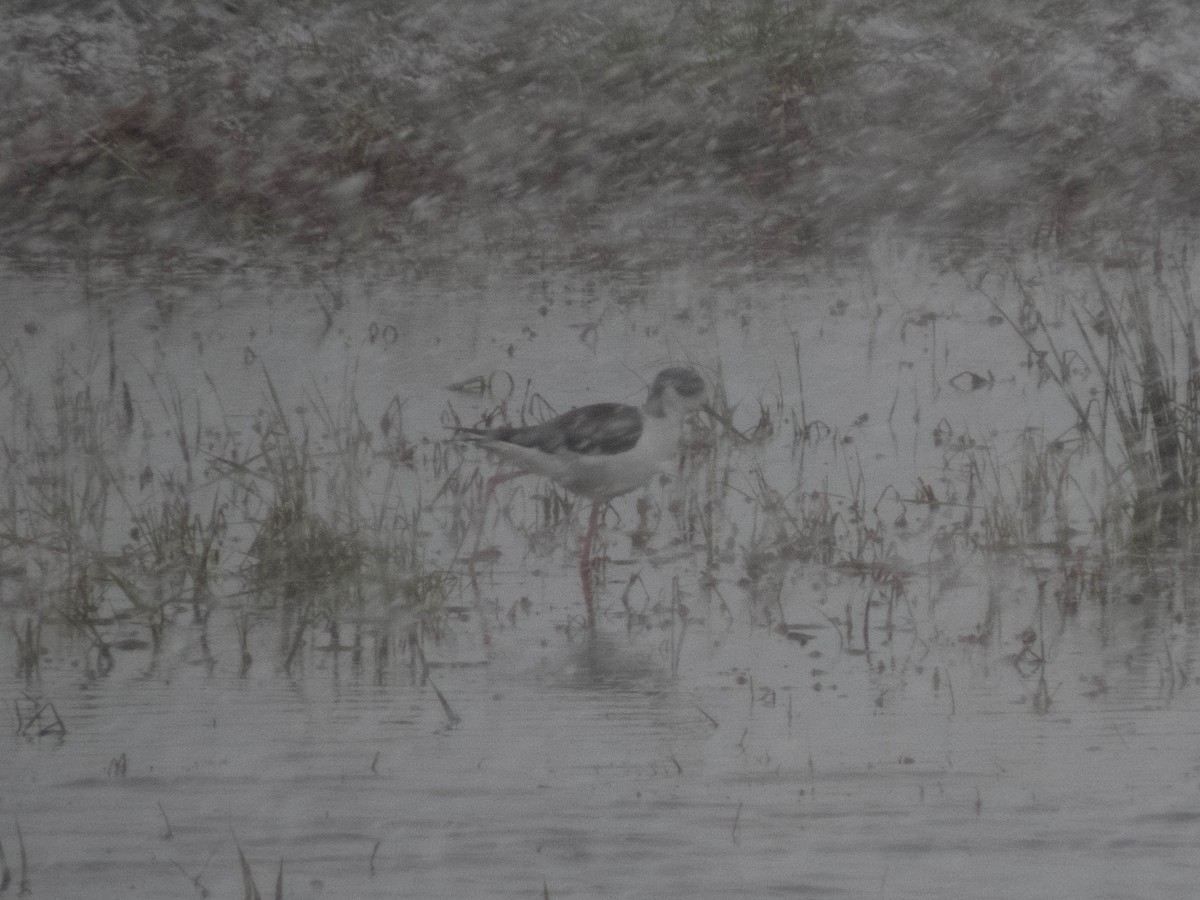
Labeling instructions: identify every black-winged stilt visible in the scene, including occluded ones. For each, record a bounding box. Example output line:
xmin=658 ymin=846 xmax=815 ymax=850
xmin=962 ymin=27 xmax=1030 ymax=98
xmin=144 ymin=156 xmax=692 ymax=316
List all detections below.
xmin=456 ymin=367 xmax=726 ymax=626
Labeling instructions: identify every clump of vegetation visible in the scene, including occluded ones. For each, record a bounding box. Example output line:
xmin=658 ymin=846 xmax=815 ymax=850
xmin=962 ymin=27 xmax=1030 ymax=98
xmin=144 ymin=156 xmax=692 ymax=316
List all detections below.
xmin=240 ymin=387 xmax=364 ymax=598
xmin=0 ymin=348 xmax=122 ymax=663
xmin=989 ymin=235 xmax=1200 ymax=550
xmin=0 ymin=336 xmax=452 ymax=678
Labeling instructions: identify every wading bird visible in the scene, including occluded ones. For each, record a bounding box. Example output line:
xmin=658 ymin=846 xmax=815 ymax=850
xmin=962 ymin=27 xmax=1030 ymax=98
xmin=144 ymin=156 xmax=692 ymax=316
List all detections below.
xmin=456 ymin=367 xmax=731 ymax=627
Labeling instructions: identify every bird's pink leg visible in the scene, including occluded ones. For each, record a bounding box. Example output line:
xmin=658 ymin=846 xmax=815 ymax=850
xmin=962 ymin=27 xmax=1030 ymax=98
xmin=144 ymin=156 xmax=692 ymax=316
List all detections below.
xmin=468 ymin=470 xmax=523 ymax=591
xmin=579 ymin=500 xmax=601 ymax=628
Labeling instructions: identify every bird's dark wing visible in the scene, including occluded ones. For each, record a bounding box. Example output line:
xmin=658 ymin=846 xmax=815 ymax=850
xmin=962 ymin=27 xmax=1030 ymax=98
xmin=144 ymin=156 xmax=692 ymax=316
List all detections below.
xmin=469 ymin=403 xmax=643 ymax=456
xmin=555 ymin=403 xmax=643 ymax=455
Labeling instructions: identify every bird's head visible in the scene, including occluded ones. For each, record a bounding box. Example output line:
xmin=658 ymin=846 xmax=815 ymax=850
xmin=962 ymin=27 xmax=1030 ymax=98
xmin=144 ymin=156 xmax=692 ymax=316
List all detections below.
xmin=645 ymin=367 xmax=708 ymax=419
xmin=646 ymin=366 xmax=748 ymax=441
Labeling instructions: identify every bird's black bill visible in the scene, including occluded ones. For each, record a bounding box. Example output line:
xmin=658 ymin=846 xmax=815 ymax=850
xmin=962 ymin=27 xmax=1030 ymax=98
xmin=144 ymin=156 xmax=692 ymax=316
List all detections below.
xmin=701 ymin=402 xmax=751 ymax=442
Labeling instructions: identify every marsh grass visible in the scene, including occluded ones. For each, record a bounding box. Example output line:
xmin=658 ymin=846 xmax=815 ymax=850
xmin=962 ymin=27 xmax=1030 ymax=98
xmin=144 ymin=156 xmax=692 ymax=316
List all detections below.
xmin=10 ymin=617 xmax=42 ymax=680
xmin=0 ymin=343 xmax=459 ymax=679
xmin=9 ymin=0 xmax=1200 ymax=263
xmin=126 ymin=490 xmax=226 ymax=623
xmin=1072 ymin=266 xmax=1193 ymax=547
xmin=215 ymin=369 xmax=464 ymax=671
xmin=0 ymin=350 xmax=124 ymax=658
xmin=216 ymin=376 xmax=367 ymax=671
xmin=950 ymin=428 xmax=1075 ymax=551
xmin=4 ymin=244 xmax=1199 ymax=695
xmin=727 ymin=341 xmax=1097 ymax=664
xmin=989 ymin=238 xmax=1200 ymax=550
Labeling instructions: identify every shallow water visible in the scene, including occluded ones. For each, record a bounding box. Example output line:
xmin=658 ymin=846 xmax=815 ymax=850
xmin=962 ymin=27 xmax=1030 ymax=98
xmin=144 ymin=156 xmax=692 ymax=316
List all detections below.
xmin=7 ymin=596 xmax=1200 ymax=900
xmin=3 ymin=248 xmax=1200 ymax=898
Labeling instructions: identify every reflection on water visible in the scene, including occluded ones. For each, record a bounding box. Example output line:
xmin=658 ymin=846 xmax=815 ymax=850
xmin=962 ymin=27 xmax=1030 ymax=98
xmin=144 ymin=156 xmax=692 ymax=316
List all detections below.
xmin=3 ymin=251 xmax=1200 ymax=898
xmin=559 ymin=632 xmax=674 ymax=691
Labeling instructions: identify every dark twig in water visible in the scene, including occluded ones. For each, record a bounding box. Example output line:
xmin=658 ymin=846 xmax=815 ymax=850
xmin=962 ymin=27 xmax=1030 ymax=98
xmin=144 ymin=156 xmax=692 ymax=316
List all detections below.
xmin=235 ymin=839 xmax=260 ymax=900
xmin=16 ymin=820 xmax=29 ymax=896
xmin=412 ymin=639 xmax=460 ymax=727
xmin=157 ymin=801 xmax=173 ymax=840
xmin=168 ymin=857 xmax=207 ymax=896
xmin=0 ymin=835 xmax=10 ymax=893
xmin=1163 ymin=635 xmax=1177 ymax=695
